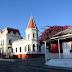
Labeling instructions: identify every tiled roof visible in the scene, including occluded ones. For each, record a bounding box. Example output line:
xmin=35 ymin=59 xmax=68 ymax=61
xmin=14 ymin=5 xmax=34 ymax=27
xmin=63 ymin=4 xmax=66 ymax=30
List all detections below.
xmin=2 ymin=27 xmax=21 ymax=35
xmin=27 ymin=16 xmax=37 ymax=29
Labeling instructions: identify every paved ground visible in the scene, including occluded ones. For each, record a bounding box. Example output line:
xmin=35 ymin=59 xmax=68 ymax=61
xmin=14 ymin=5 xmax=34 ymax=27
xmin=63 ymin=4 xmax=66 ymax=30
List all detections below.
xmin=0 ymin=57 xmax=72 ymax=72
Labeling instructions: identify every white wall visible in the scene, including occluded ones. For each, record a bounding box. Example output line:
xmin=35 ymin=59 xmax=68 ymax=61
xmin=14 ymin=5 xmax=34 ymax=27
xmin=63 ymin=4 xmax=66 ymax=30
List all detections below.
xmin=45 ymin=59 xmax=72 ymax=68
xmin=46 ymin=53 xmax=63 ymax=59
xmin=0 ymin=29 xmax=21 ymax=55
xmin=0 ymin=26 xmax=44 ymax=56
xmin=25 ymin=28 xmax=39 ymax=52
xmin=12 ymin=39 xmax=39 ymax=55
xmin=41 ymin=44 xmax=45 ymax=54
xmin=62 ymin=41 xmax=72 ymax=59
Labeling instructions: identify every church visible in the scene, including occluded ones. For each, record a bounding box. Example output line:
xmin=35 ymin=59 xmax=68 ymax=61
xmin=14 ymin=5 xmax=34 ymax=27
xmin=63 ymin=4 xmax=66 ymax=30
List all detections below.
xmin=0 ymin=15 xmax=45 ymax=59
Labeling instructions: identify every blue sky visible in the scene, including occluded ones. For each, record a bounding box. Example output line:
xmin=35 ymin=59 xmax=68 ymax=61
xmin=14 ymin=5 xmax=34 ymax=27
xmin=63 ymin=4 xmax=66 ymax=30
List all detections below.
xmin=0 ymin=0 xmax=72 ymax=38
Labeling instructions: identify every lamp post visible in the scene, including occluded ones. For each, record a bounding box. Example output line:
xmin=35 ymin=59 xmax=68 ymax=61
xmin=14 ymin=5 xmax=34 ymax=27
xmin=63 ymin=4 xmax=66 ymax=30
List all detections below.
xmin=58 ymin=39 xmax=60 ymax=59
xmin=44 ymin=41 xmax=47 ymax=63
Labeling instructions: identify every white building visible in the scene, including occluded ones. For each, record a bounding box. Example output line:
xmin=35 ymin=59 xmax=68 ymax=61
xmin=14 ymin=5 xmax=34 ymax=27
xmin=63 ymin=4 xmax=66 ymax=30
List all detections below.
xmin=44 ymin=27 xmax=72 ymax=68
xmin=0 ymin=15 xmax=45 ymax=59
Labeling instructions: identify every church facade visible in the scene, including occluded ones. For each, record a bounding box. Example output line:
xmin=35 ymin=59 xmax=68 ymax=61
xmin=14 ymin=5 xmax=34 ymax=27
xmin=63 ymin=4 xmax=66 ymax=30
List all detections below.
xmin=0 ymin=15 xmax=45 ymax=59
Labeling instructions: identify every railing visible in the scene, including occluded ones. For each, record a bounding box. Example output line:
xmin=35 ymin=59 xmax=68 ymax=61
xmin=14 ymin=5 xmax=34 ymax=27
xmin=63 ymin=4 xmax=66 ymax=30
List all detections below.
xmin=46 ymin=53 xmax=64 ymax=59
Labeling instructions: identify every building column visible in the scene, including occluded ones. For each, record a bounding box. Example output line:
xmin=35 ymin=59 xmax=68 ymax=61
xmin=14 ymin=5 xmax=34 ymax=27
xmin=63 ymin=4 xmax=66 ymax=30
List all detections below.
xmin=45 ymin=41 xmax=47 ymax=63
xmin=4 ymin=35 xmax=8 ymax=57
xmin=35 ymin=44 xmax=37 ymax=51
xmin=1 ymin=49 xmax=2 ymax=54
xmin=58 ymin=39 xmax=60 ymax=59
xmin=31 ymin=44 xmax=33 ymax=51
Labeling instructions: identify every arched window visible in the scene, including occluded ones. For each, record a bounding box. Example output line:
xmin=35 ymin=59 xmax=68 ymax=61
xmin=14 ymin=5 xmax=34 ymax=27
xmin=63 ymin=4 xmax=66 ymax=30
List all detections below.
xmin=16 ymin=48 xmax=17 ymax=52
xmin=39 ymin=46 xmax=41 ymax=52
xmin=37 ymin=44 xmax=38 ymax=51
xmin=28 ymin=34 xmax=30 ymax=39
xmin=28 ymin=45 xmax=31 ymax=51
xmin=1 ymin=40 xmax=2 ymax=45
xmin=12 ymin=48 xmax=13 ymax=53
xmin=20 ymin=47 xmax=21 ymax=52
xmin=33 ymin=34 xmax=35 ymax=38
xmin=3 ymin=40 xmax=4 ymax=45
xmin=9 ymin=39 xmax=11 ymax=44
xmin=33 ymin=44 xmax=35 ymax=51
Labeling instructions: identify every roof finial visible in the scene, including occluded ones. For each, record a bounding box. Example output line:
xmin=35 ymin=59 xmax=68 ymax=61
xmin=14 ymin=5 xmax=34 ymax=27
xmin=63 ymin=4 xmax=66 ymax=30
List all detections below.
xmin=31 ymin=12 xmax=32 ymax=17
xmin=31 ymin=12 xmax=32 ymax=28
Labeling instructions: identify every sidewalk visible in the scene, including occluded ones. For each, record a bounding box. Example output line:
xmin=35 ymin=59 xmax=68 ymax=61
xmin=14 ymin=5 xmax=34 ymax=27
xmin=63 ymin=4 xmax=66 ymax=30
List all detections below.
xmin=27 ymin=57 xmax=72 ymax=71
xmin=30 ymin=62 xmax=72 ymax=71
xmin=0 ymin=58 xmax=24 ymax=62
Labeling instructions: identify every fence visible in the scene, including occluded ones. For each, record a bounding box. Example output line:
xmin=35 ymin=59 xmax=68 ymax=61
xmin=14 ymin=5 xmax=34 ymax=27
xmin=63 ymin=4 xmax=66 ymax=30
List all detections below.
xmin=46 ymin=53 xmax=64 ymax=59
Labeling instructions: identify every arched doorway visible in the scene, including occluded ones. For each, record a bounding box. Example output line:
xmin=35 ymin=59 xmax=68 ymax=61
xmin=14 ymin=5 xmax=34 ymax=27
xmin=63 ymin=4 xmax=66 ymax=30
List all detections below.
xmin=33 ymin=44 xmax=35 ymax=51
xmin=28 ymin=45 xmax=31 ymax=51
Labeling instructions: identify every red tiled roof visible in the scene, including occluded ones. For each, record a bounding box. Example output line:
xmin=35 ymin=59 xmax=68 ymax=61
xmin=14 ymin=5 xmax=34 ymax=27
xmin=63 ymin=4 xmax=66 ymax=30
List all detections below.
xmin=2 ymin=27 xmax=21 ymax=35
xmin=27 ymin=16 xmax=37 ymax=29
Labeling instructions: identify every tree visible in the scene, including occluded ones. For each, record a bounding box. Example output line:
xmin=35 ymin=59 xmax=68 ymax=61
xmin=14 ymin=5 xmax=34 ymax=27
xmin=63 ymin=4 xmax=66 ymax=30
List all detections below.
xmin=39 ymin=25 xmax=70 ymax=45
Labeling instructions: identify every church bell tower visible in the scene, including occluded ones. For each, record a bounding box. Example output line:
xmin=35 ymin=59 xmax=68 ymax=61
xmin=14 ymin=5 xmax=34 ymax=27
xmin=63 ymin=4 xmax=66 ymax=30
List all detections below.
xmin=25 ymin=14 xmax=39 ymax=52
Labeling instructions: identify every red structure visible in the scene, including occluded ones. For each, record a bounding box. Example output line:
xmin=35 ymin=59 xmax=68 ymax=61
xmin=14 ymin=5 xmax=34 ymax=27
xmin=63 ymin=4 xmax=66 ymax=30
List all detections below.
xmin=51 ymin=43 xmax=62 ymax=53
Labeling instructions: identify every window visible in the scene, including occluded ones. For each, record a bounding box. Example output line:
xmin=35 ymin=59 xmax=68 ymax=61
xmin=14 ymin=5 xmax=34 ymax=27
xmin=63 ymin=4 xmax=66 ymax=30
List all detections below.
xmin=25 ymin=46 xmax=26 ymax=52
xmin=12 ymin=48 xmax=13 ymax=53
xmin=9 ymin=39 xmax=11 ymax=44
xmin=1 ymin=40 xmax=2 ymax=45
xmin=20 ymin=47 xmax=21 ymax=52
xmin=3 ymin=40 xmax=4 ymax=45
xmin=37 ymin=44 xmax=38 ymax=51
xmin=28 ymin=34 xmax=30 ymax=39
xmin=16 ymin=48 xmax=17 ymax=52
xmin=37 ymin=45 xmax=38 ymax=48
xmin=37 ymin=33 xmax=38 ymax=39
xmin=28 ymin=45 xmax=31 ymax=51
xmin=33 ymin=44 xmax=35 ymax=51
xmin=39 ymin=46 xmax=41 ymax=52
xmin=33 ymin=34 xmax=35 ymax=38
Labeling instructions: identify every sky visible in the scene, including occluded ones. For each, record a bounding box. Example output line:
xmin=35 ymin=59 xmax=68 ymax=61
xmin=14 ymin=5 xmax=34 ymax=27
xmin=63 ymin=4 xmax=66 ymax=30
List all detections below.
xmin=0 ymin=0 xmax=72 ymax=38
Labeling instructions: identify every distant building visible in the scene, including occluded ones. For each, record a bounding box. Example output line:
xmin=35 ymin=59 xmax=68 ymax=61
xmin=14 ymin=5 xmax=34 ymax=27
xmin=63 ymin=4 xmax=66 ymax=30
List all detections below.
xmin=0 ymin=15 xmax=45 ymax=59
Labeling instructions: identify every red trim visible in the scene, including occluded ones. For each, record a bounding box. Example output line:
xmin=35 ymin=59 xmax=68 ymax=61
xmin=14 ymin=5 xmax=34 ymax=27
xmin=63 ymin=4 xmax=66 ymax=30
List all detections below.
xmin=14 ymin=54 xmax=45 ymax=59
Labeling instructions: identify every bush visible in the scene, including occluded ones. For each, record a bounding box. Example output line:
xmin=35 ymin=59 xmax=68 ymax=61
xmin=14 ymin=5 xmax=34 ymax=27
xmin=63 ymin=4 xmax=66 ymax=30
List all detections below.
xmin=10 ymin=56 xmax=18 ymax=59
xmin=3 ymin=56 xmax=9 ymax=59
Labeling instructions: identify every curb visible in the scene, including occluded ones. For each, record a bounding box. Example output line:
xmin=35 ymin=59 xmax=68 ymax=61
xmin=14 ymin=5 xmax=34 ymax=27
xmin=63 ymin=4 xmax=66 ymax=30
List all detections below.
xmin=0 ymin=59 xmax=23 ymax=62
xmin=41 ymin=65 xmax=72 ymax=71
xmin=30 ymin=64 xmax=72 ymax=71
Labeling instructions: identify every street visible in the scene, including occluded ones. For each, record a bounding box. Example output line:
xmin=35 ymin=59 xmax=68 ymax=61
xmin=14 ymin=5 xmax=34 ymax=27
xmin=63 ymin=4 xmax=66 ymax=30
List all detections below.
xmin=0 ymin=57 xmax=72 ymax=72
